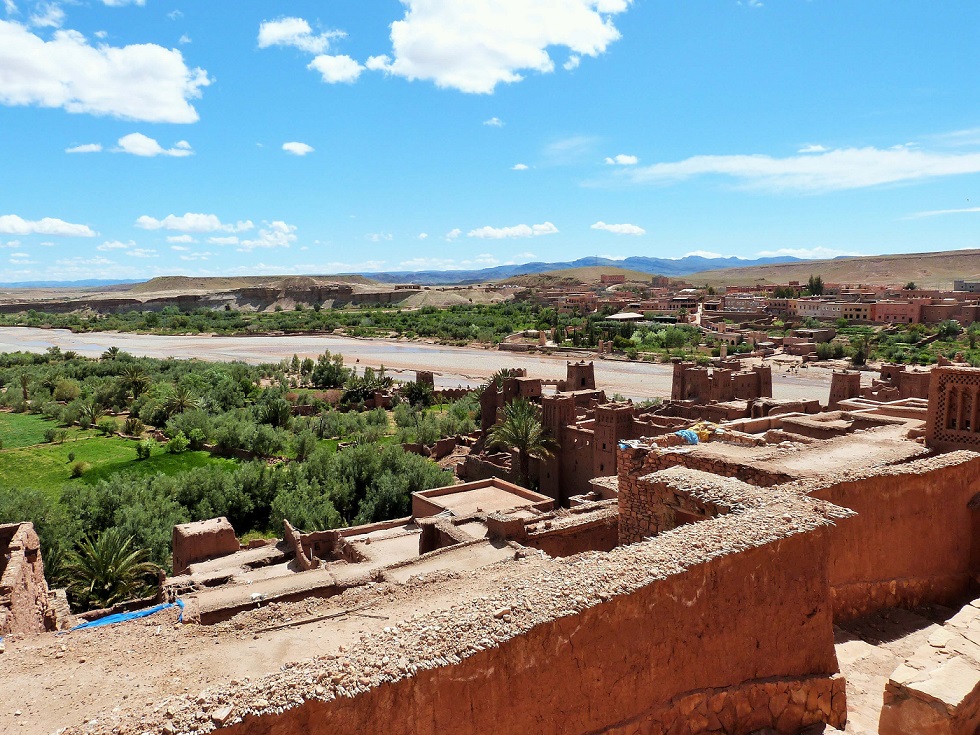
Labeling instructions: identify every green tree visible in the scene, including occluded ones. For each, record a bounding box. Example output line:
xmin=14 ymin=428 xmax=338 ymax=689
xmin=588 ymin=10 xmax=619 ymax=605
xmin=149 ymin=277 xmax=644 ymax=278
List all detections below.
xmin=162 ymin=385 xmax=202 ymax=418
xmin=100 ymin=346 xmax=121 ymax=361
xmin=402 ymin=380 xmax=435 ymax=407
xmin=937 ymin=320 xmax=962 ymax=341
xmin=904 ymin=282 xmax=917 ymax=291
xmin=63 ymin=529 xmax=160 ymax=611
xmin=486 ymin=398 xmax=559 ymax=488
xmin=119 ymin=363 xmax=151 ymax=400
xmin=806 ymin=275 xmax=825 ymax=296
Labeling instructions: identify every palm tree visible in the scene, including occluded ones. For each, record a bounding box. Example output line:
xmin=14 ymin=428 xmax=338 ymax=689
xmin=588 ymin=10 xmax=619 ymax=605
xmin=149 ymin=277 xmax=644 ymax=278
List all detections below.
xmin=162 ymin=384 xmax=202 ymax=418
xmin=63 ymin=529 xmax=159 ymax=610
xmin=119 ymin=364 xmax=151 ymax=400
xmin=18 ymin=372 xmax=30 ymax=401
xmin=487 ymin=398 xmax=559 ymax=488
xmin=101 ymin=346 xmax=121 ymax=361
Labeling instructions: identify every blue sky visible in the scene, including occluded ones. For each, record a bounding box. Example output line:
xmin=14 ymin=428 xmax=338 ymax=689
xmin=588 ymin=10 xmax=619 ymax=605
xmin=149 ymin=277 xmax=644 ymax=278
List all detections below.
xmin=1 ymin=1 xmax=979 ymax=282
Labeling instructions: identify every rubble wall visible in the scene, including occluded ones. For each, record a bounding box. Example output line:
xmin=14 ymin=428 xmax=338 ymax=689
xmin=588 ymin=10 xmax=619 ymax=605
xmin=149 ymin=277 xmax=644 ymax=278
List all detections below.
xmin=211 ymin=524 xmax=844 ymax=735
xmin=806 ymin=452 xmax=980 ymax=619
xmin=0 ymin=522 xmax=50 ymax=636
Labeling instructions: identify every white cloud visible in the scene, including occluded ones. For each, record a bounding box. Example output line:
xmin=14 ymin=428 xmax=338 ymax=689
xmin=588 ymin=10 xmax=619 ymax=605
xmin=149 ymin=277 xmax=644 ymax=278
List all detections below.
xmin=366 ymin=232 xmax=393 ymax=242
xmin=0 ymin=20 xmax=210 ymax=122
xmin=3 ymin=1 xmax=18 ymax=15
xmin=282 ymin=141 xmax=314 ymax=156
xmin=755 ymin=247 xmax=865 ymax=259
xmin=738 ymin=0 xmax=763 ymax=7
xmin=207 ymin=236 xmax=240 ymax=245
xmin=604 ymin=153 xmax=638 ymax=165
xmin=308 ymin=54 xmax=363 ymax=83
xmin=179 ymin=250 xmax=215 ymax=261
xmin=258 ymin=17 xmax=343 ymax=54
xmin=417 ymin=233 xmax=428 ymax=239
xmin=680 ymin=250 xmax=725 ymax=259
xmin=512 ymin=163 xmax=529 ymax=170
xmin=2 ymin=240 xmax=22 ymax=248
xmin=30 ymin=3 xmax=63 ymax=28
xmin=101 ymin=0 xmax=147 ymax=6
xmin=591 ymin=221 xmax=645 ymax=235
xmin=798 ymin=144 xmax=827 ymax=154
xmin=563 ymin=55 xmax=580 ymax=71
xmin=483 ymin=117 xmax=504 ymax=127
xmin=178 ymin=34 xmax=191 ymax=45
xmin=622 ymin=145 xmax=980 ymax=192
xmin=136 ymin=213 xmax=254 ymax=233
xmin=65 ymin=142 xmax=102 ymax=153
xmin=907 ymin=206 xmax=980 ymax=219
xmin=170 ymin=244 xmax=190 ymax=251
xmin=126 ymin=247 xmax=157 ymax=258
xmin=115 ymin=133 xmax=193 ymax=157
xmin=166 ymin=234 xmax=196 ymax=243
xmin=96 ymin=239 xmax=132 ymax=251
xmin=236 ymin=221 xmax=297 ymax=251
xmin=370 ymin=0 xmax=632 ymax=94
xmin=544 ymin=135 xmax=598 ymax=164
xmin=468 ymin=222 xmax=558 ymax=239
xmin=444 ymin=228 xmax=462 ymax=241
xmin=0 ymin=214 xmax=95 ymax=237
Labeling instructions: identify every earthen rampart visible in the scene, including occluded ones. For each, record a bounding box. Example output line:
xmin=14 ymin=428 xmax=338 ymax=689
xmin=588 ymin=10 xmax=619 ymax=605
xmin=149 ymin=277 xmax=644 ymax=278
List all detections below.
xmin=126 ymin=495 xmax=848 ymax=735
xmin=794 ymin=451 xmax=980 ymax=619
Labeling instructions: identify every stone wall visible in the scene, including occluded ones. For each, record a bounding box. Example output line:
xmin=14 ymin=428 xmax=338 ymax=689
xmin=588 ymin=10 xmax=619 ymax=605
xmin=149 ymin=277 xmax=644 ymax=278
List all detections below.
xmin=0 ymin=522 xmax=51 ymax=636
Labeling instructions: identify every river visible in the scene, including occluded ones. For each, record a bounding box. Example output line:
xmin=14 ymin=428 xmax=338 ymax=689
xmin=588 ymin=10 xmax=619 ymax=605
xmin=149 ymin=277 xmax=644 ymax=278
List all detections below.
xmin=0 ymin=327 xmax=838 ymax=402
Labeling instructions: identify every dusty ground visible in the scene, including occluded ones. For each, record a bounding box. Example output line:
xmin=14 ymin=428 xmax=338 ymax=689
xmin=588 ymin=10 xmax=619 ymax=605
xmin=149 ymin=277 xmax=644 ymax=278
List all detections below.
xmin=0 ymin=556 xmax=547 ymax=735
xmin=0 ymin=327 xmax=851 ymax=403
xmin=836 ymin=604 xmax=958 ymax=734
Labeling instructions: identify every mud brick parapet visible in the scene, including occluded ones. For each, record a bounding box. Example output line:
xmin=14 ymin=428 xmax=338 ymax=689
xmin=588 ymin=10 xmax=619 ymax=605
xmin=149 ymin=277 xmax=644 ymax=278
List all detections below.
xmin=79 ymin=472 xmax=853 ymax=735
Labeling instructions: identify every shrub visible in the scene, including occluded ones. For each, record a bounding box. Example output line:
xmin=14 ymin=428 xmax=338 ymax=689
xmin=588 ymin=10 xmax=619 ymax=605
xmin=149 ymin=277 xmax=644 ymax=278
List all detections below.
xmin=44 ymin=428 xmax=59 ymax=443
xmin=70 ymin=461 xmax=90 ymax=478
xmin=166 ymin=431 xmax=190 ymax=454
xmin=96 ymin=417 xmax=120 ymax=436
xmin=123 ymin=417 xmax=145 ymax=436
xmin=53 ymin=379 xmax=80 ymax=402
xmin=67 ymin=451 xmax=75 ymax=463
xmin=187 ymin=428 xmax=206 ymax=450
xmin=136 ymin=439 xmax=153 ymax=460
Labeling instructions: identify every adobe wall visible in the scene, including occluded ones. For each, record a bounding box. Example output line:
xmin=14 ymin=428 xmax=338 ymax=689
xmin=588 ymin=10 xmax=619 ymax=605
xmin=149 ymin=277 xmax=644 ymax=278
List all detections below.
xmin=803 ymin=452 xmax=980 ymax=620
xmin=172 ymin=517 xmax=241 ymax=576
xmin=180 ymin=504 xmax=847 ymax=735
xmin=522 ymin=508 xmax=619 ymax=557
xmin=0 ymin=522 xmax=51 ymax=636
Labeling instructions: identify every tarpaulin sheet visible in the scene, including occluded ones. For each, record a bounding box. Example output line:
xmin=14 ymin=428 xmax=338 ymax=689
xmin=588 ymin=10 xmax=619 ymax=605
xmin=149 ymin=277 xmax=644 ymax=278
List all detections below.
xmin=69 ymin=599 xmax=184 ymax=632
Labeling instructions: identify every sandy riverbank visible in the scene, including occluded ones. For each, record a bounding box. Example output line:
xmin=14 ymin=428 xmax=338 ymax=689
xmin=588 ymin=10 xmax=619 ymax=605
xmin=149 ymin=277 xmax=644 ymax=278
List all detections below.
xmin=0 ymin=327 xmax=848 ymax=402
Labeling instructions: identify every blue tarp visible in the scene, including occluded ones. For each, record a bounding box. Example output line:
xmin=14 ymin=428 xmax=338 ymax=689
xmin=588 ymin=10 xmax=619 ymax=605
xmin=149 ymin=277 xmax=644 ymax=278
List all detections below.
xmin=674 ymin=429 xmax=700 ymax=445
xmin=69 ymin=599 xmax=184 ymax=632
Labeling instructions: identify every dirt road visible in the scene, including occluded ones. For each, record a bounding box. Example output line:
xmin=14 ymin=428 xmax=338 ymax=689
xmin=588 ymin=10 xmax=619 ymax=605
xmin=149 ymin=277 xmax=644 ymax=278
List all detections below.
xmin=0 ymin=327 xmax=843 ymax=402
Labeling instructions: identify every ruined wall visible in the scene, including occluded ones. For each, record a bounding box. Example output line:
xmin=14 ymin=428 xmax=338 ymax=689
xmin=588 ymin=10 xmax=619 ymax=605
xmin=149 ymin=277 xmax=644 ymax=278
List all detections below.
xmin=523 ymin=510 xmax=619 ymax=557
xmin=172 ymin=518 xmax=240 ymax=576
xmin=0 ymin=522 xmax=51 ymax=636
xmin=212 ymin=517 xmax=845 ymax=735
xmin=806 ymin=452 xmax=980 ymax=619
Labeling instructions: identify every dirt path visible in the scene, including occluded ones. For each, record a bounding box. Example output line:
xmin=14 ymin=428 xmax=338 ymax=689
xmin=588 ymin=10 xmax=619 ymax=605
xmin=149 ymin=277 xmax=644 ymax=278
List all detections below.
xmin=0 ymin=327 xmax=845 ymax=402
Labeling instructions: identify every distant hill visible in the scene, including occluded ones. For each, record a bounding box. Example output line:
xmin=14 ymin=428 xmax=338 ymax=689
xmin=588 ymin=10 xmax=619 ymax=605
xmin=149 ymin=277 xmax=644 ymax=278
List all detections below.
xmin=129 ymin=274 xmax=378 ymax=294
xmin=355 ymin=255 xmax=801 ymax=285
xmin=686 ymin=249 xmax=980 ymax=288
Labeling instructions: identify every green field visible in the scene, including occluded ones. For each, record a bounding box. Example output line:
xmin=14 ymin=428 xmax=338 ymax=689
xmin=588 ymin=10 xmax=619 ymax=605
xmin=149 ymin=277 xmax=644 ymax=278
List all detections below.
xmin=0 ymin=412 xmax=238 ymax=497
